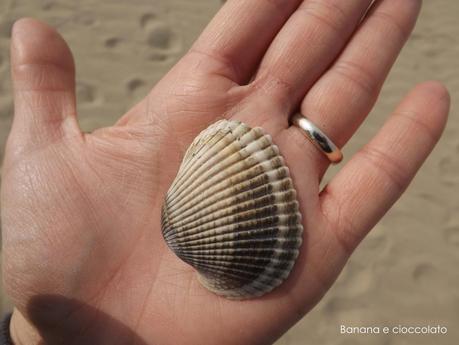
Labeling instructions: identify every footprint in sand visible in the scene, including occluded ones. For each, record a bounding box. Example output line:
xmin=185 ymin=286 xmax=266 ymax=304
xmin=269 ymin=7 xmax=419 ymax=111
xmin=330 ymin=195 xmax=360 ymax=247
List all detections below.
xmin=127 ymin=78 xmax=146 ymax=93
xmin=0 ymin=100 xmax=13 ymax=120
xmin=337 ymin=263 xmax=375 ymax=297
xmin=444 ymin=224 xmax=459 ymax=247
xmin=73 ymin=13 xmax=96 ymax=27
xmin=76 ymin=82 xmax=97 ymax=104
xmin=0 ymin=19 xmax=14 ymax=38
xmin=126 ymin=78 xmax=148 ymax=101
xmin=140 ymin=13 xmax=157 ymax=29
xmin=412 ymin=262 xmax=441 ymax=288
xmin=140 ymin=12 xmax=182 ymax=62
xmin=147 ymin=23 xmax=181 ymax=51
xmin=147 ymin=52 xmax=168 ymax=62
xmin=104 ymin=37 xmax=122 ymax=49
xmin=439 ymin=145 xmax=459 ymax=185
xmin=42 ymin=1 xmax=55 ymax=11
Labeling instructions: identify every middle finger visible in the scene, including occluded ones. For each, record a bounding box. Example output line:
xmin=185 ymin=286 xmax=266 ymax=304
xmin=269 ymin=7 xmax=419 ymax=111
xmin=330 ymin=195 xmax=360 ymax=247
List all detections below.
xmin=248 ymin=0 xmax=373 ymax=117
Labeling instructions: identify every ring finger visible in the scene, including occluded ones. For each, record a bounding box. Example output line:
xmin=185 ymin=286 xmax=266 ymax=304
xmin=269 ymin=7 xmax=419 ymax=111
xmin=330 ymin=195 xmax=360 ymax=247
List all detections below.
xmin=286 ymin=0 xmax=422 ymax=176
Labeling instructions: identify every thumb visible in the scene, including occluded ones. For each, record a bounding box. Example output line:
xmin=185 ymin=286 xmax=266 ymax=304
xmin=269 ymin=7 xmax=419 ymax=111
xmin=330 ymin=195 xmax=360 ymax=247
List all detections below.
xmin=8 ymin=18 xmax=80 ymax=157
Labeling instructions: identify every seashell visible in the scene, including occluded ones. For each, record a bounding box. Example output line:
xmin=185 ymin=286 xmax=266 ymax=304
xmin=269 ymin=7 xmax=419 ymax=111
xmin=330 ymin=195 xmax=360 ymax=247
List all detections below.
xmin=161 ymin=119 xmax=303 ymax=299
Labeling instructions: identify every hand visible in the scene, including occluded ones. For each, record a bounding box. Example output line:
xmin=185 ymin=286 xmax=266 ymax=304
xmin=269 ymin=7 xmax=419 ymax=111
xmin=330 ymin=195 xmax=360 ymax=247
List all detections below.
xmin=1 ymin=1 xmax=449 ymax=344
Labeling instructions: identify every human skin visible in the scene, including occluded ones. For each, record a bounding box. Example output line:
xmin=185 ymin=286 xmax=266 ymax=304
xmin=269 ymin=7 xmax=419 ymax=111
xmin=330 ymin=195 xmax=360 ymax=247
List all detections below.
xmin=1 ymin=0 xmax=450 ymax=344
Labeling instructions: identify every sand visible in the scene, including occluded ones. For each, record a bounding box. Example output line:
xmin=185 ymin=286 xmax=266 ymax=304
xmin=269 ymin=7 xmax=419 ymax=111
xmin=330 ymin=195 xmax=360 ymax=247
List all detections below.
xmin=0 ymin=0 xmax=458 ymax=344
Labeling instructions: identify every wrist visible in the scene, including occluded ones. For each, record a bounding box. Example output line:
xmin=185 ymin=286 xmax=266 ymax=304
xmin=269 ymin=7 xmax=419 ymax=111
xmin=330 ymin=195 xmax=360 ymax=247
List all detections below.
xmin=9 ymin=309 xmax=41 ymax=345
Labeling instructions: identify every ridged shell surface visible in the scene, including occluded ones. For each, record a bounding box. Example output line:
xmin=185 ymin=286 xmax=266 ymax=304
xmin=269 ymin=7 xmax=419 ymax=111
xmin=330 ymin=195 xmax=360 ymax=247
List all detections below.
xmin=161 ymin=119 xmax=303 ymax=299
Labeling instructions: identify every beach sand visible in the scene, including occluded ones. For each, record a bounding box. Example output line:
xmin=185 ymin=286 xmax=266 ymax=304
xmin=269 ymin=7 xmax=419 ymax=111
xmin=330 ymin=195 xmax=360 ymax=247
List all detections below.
xmin=0 ymin=0 xmax=458 ymax=344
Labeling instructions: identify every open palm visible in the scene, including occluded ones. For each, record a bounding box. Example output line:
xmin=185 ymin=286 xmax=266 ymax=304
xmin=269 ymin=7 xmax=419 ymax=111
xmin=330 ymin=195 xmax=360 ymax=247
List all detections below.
xmin=1 ymin=1 xmax=449 ymax=344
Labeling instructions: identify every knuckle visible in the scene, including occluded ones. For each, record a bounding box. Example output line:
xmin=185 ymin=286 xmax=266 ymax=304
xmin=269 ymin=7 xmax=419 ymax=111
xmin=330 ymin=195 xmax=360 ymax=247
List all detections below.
xmin=320 ymin=185 xmax=360 ymax=255
xmin=332 ymin=60 xmax=378 ymax=96
xmin=394 ymin=111 xmax=440 ymax=146
xmin=263 ymin=0 xmax=293 ymax=13
xmin=249 ymin=70 xmax=294 ymax=106
xmin=297 ymin=0 xmax=347 ymax=37
xmin=359 ymin=146 xmax=407 ymax=192
xmin=14 ymin=63 xmax=73 ymax=92
xmin=370 ymin=11 xmax=410 ymax=40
